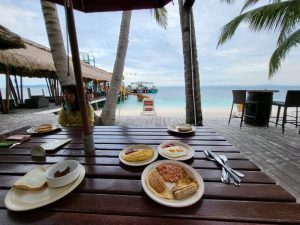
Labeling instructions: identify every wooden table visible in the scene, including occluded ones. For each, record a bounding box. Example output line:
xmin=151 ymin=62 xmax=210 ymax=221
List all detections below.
xmin=245 ymin=90 xmax=279 ymax=126
xmin=0 ymin=126 xmax=299 ymax=224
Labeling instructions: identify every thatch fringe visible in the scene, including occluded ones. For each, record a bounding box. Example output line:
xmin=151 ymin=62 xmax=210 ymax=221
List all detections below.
xmin=0 ymin=37 xmax=111 ymax=81
xmin=0 ymin=25 xmax=25 ymax=50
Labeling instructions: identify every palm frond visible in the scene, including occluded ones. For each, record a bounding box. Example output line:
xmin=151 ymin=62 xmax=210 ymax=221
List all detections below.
xmin=269 ymin=28 xmax=300 ymax=78
xmin=240 ymin=0 xmax=281 ymax=13
xmin=217 ymin=1 xmax=300 ymax=47
xmin=150 ymin=7 xmax=168 ymax=29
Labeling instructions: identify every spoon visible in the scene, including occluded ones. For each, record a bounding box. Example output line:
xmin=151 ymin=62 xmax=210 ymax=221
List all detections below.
xmin=221 ymin=163 xmax=230 ymax=184
xmin=219 ymin=156 xmax=240 ymax=186
xmin=219 ymin=155 xmax=245 ymax=178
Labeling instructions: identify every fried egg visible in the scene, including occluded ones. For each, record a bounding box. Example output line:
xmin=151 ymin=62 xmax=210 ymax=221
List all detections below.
xmin=163 ymin=146 xmax=188 ymax=158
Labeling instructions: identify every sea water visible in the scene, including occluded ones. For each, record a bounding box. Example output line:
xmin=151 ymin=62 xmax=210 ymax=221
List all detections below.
xmin=1 ymin=85 xmax=299 ymax=110
xmin=117 ymin=85 xmax=300 ymax=112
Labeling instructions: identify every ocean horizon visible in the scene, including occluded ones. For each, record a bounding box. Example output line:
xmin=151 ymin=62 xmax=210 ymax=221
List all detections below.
xmin=1 ymin=85 xmax=299 ymax=110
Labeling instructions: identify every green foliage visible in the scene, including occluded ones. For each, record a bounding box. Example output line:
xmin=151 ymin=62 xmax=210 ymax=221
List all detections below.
xmin=218 ymin=0 xmax=300 ymax=77
xmin=150 ymin=7 xmax=168 ymax=29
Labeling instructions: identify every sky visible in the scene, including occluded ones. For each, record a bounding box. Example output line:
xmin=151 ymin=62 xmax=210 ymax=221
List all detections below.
xmin=0 ymin=0 xmax=299 ymax=88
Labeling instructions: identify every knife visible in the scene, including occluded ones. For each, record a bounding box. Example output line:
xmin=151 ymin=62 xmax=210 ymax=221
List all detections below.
xmin=9 ymin=142 xmax=21 ymax=148
xmin=204 ymin=149 xmax=241 ymax=184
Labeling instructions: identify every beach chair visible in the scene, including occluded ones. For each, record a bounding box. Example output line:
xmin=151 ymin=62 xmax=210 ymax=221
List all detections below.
xmin=270 ymin=90 xmax=300 ymax=133
xmin=228 ymin=90 xmax=258 ymax=128
xmin=142 ymin=98 xmax=156 ymax=115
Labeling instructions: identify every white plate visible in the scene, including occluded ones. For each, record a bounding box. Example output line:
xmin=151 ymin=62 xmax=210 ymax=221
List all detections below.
xmin=119 ymin=144 xmax=158 ymax=166
xmin=26 ymin=125 xmax=61 ymax=134
xmin=5 ymin=164 xmax=85 ymax=211
xmin=167 ymin=124 xmax=196 ymax=134
xmin=141 ymin=160 xmax=204 ymax=207
xmin=157 ymin=141 xmax=194 ymax=161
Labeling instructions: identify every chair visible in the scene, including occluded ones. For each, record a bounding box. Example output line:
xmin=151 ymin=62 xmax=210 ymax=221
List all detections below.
xmin=142 ymin=98 xmax=156 ymax=115
xmin=228 ymin=90 xmax=258 ymax=128
xmin=270 ymin=90 xmax=300 ymax=133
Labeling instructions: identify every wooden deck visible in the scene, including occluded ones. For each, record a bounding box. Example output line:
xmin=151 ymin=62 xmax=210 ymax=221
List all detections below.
xmin=116 ymin=115 xmax=300 ymax=202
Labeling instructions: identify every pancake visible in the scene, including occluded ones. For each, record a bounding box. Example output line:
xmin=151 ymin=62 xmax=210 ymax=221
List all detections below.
xmin=121 ymin=148 xmax=153 ymax=162
xmin=146 ymin=170 xmax=173 ymax=200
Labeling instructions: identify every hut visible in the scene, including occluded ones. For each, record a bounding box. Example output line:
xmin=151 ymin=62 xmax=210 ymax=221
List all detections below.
xmin=0 ymin=25 xmax=25 ymax=50
xmin=0 ymin=32 xmax=111 ymax=113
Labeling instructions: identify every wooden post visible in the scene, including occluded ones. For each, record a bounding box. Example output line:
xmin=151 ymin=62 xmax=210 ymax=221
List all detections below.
xmin=20 ymin=76 xmax=23 ymax=103
xmin=0 ymin=88 xmax=7 ymax=114
xmin=5 ymin=72 xmax=10 ymax=112
xmin=14 ymin=75 xmax=21 ymax=103
xmin=66 ymin=0 xmax=93 ymax=152
xmin=9 ymin=76 xmax=18 ymax=106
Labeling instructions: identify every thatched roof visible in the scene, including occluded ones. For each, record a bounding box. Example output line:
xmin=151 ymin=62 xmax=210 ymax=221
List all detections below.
xmin=0 ymin=37 xmax=111 ymax=82
xmin=0 ymin=25 xmax=25 ymax=50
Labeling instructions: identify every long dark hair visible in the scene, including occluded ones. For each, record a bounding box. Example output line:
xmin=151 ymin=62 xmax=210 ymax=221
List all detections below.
xmin=61 ymin=84 xmax=80 ymax=112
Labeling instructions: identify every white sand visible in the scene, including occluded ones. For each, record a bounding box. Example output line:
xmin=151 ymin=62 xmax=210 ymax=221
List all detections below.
xmin=95 ymin=106 xmax=230 ymax=119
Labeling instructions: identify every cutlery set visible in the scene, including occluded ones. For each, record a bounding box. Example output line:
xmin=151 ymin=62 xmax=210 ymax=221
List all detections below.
xmin=203 ymin=149 xmax=244 ymax=186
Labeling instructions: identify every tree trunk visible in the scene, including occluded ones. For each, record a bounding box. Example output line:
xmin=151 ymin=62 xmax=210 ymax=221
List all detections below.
xmin=178 ymin=0 xmax=203 ymax=126
xmin=41 ymin=0 xmax=75 ymax=86
xmin=100 ymin=11 xmax=132 ymax=125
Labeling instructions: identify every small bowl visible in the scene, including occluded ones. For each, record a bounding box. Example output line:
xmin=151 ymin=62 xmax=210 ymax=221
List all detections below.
xmin=46 ymin=160 xmax=80 ymax=188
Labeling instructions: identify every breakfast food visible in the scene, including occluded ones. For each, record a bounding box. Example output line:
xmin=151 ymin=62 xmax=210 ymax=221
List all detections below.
xmin=54 ymin=167 xmax=70 ymax=178
xmin=173 ymin=177 xmax=198 ymax=200
xmin=147 ymin=170 xmax=172 ymax=199
xmin=156 ymin=164 xmax=185 ymax=183
xmin=162 ymin=146 xmax=188 ymax=158
xmin=146 ymin=163 xmax=199 ymax=200
xmin=177 ymin=126 xmax=193 ymax=132
xmin=36 ymin=124 xmax=53 ymax=133
xmin=121 ymin=148 xmax=153 ymax=162
xmin=13 ymin=166 xmax=47 ymax=190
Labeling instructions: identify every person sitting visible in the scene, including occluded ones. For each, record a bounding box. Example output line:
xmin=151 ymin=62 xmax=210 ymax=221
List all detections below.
xmin=58 ymin=84 xmax=94 ymax=127
xmin=86 ymin=88 xmax=94 ymax=102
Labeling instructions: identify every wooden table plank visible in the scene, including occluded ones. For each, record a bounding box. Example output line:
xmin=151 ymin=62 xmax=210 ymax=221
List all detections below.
xmin=0 ymin=164 xmax=274 ymax=184
xmin=0 ymin=176 xmax=293 ymax=202
xmin=1 ymin=192 xmax=299 ymax=223
xmin=0 ymin=210 xmax=262 ymax=225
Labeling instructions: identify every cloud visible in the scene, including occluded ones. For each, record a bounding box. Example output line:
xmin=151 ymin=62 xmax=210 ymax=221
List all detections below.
xmin=0 ymin=0 xmax=299 ymax=87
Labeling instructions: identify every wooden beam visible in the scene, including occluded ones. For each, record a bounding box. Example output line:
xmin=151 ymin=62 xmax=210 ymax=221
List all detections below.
xmin=0 ymin=88 xmax=7 ymax=113
xmin=5 ymin=70 xmax=10 ymax=112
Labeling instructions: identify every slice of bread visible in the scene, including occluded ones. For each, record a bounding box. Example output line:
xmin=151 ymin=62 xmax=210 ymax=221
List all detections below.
xmin=13 ymin=166 xmax=47 ymax=190
xmin=37 ymin=124 xmax=53 ymax=133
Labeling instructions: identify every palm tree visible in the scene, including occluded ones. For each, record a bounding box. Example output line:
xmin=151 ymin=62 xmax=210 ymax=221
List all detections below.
xmin=178 ymin=0 xmax=203 ymax=126
xmin=100 ymin=8 xmax=168 ymax=125
xmin=41 ymin=0 xmax=75 ymax=85
xmin=217 ymin=0 xmax=300 ymax=78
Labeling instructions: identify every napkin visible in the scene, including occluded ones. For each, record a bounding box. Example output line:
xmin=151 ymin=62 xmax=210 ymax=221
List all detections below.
xmin=6 ymin=135 xmax=31 ymax=142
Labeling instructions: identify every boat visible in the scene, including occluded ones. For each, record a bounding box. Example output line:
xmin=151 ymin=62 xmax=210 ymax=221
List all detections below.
xmin=128 ymin=82 xmax=158 ymax=94
xmin=149 ymin=86 xmax=158 ymax=93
